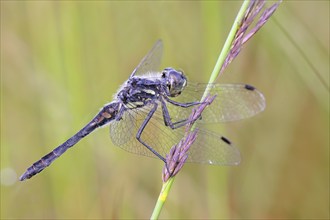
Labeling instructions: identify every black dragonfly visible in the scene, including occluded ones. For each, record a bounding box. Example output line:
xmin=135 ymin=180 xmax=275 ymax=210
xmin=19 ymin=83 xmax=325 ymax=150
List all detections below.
xmin=20 ymin=40 xmax=266 ymax=181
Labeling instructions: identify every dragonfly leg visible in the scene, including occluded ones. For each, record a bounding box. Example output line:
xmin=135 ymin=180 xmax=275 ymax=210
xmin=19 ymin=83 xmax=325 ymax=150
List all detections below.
xmin=160 ymin=98 xmax=200 ymax=129
xmin=136 ymin=102 xmax=167 ymax=163
xmin=164 ymin=96 xmax=201 ymax=108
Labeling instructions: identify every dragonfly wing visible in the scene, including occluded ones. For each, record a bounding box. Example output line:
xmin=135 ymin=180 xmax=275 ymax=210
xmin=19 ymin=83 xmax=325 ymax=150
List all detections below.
xmin=130 ymin=40 xmax=163 ymax=77
xmin=110 ymin=102 xmax=179 ymax=158
xmin=110 ymin=102 xmax=241 ymax=165
xmin=168 ymin=83 xmax=266 ymax=123
xmin=186 ymin=129 xmax=241 ymax=165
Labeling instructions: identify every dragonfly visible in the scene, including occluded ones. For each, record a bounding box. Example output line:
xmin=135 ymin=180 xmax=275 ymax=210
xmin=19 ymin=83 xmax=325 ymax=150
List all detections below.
xmin=20 ymin=40 xmax=266 ymax=181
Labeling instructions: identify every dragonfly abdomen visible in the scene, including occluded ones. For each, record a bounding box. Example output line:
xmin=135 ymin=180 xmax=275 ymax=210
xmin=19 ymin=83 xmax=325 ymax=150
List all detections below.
xmin=91 ymin=102 xmax=120 ymax=127
xmin=20 ymin=102 xmax=120 ymax=181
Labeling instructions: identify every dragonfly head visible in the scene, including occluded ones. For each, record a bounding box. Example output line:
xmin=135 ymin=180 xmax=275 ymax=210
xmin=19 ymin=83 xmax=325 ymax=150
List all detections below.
xmin=162 ymin=68 xmax=187 ymax=97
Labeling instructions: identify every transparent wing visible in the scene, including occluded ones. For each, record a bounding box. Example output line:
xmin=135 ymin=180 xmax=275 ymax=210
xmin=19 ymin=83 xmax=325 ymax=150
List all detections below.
xmin=187 ymin=129 xmax=240 ymax=165
xmin=130 ymin=40 xmax=163 ymax=77
xmin=110 ymin=103 xmax=240 ymax=165
xmin=168 ymin=83 xmax=266 ymax=124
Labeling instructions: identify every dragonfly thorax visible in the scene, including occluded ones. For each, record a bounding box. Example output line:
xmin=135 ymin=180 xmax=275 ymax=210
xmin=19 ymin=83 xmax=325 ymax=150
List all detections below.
xmin=117 ymin=77 xmax=162 ymax=109
xmin=161 ymin=67 xmax=187 ymax=97
xmin=116 ymin=68 xmax=187 ymax=109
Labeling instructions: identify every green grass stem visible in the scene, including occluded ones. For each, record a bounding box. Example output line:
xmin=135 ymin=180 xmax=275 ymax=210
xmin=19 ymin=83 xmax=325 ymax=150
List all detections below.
xmin=201 ymin=0 xmax=250 ymax=98
xmin=150 ymin=1 xmax=251 ymax=219
xmin=150 ymin=178 xmax=175 ymax=220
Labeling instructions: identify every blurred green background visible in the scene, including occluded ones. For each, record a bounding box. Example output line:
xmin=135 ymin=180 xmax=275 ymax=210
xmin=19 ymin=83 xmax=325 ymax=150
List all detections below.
xmin=1 ymin=1 xmax=329 ymax=219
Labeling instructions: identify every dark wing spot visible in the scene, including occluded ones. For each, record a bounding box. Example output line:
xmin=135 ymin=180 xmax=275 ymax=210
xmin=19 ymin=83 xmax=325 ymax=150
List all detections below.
xmin=221 ymin=136 xmax=232 ymax=145
xmin=244 ymin=84 xmax=255 ymax=91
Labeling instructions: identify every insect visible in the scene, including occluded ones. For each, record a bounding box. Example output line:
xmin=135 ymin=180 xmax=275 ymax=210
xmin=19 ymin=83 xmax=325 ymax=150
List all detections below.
xmin=20 ymin=40 xmax=265 ymax=181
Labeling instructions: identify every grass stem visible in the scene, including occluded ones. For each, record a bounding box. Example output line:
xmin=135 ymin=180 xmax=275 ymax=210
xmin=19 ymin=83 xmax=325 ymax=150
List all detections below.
xmin=150 ymin=1 xmax=252 ymax=219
